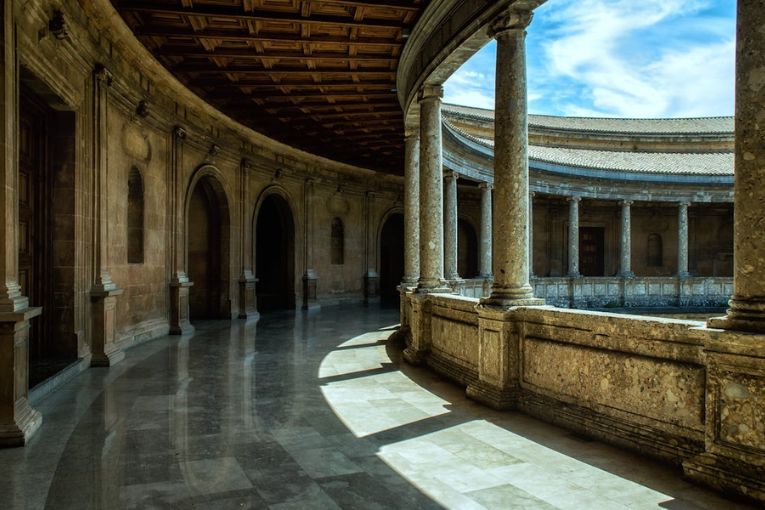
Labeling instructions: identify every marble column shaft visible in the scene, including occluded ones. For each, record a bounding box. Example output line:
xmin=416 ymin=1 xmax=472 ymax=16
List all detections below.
xmin=403 ymin=132 xmax=420 ymax=285
xmin=568 ymin=197 xmax=581 ymax=277
xmin=620 ymin=200 xmax=634 ymax=277
xmin=717 ymin=0 xmax=765 ymax=331
xmin=482 ymin=10 xmax=540 ymax=306
xmin=416 ymin=85 xmax=446 ymax=291
xmin=528 ymin=192 xmax=535 ymax=277
xmin=677 ymin=202 xmax=690 ymax=278
xmin=479 ymin=183 xmax=492 ymax=278
xmin=443 ymin=171 xmax=460 ymax=280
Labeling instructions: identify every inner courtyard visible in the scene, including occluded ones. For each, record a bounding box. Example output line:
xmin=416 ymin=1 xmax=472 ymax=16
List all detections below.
xmin=0 ymin=0 xmax=763 ymax=508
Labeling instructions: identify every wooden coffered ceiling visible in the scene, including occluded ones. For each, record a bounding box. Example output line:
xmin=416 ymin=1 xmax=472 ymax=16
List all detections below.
xmin=112 ymin=0 xmax=429 ymax=173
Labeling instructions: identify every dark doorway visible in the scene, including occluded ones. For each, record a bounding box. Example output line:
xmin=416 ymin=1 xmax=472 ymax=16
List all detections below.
xmin=379 ymin=213 xmax=405 ymax=307
xmin=458 ymin=219 xmax=479 ymax=278
xmin=580 ymin=226 xmax=605 ymax=276
xmin=256 ymin=194 xmax=296 ymax=311
xmin=187 ymin=175 xmax=231 ymax=320
xmin=19 ymin=83 xmax=77 ymax=387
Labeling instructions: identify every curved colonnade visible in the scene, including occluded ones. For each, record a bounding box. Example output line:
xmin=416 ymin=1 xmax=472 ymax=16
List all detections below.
xmin=0 ymin=0 xmax=761 ymax=505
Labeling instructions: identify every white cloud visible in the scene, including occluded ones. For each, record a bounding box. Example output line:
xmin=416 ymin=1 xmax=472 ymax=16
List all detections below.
xmin=537 ymin=0 xmax=734 ymax=117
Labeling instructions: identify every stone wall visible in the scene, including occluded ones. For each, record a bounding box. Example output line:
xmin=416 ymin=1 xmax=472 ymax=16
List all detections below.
xmin=402 ymin=292 xmax=765 ymax=501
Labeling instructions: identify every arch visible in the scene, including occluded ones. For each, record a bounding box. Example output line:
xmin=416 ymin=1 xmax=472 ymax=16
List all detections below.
xmin=379 ymin=211 xmax=405 ymax=307
xmin=127 ymin=166 xmax=144 ymax=264
xmin=647 ymin=233 xmax=663 ymax=267
xmin=254 ymin=188 xmax=296 ymax=311
xmin=331 ymin=217 xmax=344 ymax=265
xmin=458 ymin=217 xmax=479 ymax=278
xmin=185 ymin=168 xmax=231 ymax=320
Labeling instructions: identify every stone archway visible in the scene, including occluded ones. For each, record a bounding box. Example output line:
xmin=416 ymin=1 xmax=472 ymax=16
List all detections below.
xmin=379 ymin=212 xmax=405 ymax=307
xmin=255 ymin=193 xmax=296 ymax=311
xmin=187 ymin=174 xmax=231 ymax=320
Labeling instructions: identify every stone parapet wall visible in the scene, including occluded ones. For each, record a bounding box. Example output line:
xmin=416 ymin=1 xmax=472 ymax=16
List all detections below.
xmin=455 ymin=277 xmax=732 ymax=309
xmin=402 ymin=292 xmax=765 ymax=502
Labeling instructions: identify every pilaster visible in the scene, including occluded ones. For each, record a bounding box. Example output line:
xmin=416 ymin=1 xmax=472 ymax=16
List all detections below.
xmin=90 ymin=64 xmax=123 ymax=364
xmin=302 ymin=178 xmax=319 ymax=310
xmin=238 ymin=159 xmax=258 ymax=321
xmin=169 ymin=126 xmax=194 ymax=335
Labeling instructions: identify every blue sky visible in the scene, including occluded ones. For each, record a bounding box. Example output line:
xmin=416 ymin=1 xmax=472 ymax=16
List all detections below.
xmin=443 ymin=0 xmax=736 ymax=118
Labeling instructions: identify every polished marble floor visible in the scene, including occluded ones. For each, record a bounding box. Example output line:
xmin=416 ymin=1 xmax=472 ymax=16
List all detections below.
xmin=0 ymin=305 xmax=755 ymax=509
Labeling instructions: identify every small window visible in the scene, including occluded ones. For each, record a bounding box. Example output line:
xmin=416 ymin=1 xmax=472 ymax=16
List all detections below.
xmin=127 ymin=167 xmax=144 ymax=264
xmin=331 ymin=217 xmax=344 ymax=265
xmin=647 ymin=233 xmax=662 ymax=267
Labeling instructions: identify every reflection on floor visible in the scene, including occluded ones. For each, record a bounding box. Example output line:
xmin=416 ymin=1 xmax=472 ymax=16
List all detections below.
xmin=0 ymin=305 xmax=754 ymax=509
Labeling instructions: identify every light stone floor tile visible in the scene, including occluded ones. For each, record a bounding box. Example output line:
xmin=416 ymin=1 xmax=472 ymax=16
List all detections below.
xmin=0 ymin=305 xmax=757 ymax=510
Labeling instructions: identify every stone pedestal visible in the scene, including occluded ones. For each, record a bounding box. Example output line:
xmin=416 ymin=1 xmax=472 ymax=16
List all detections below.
xmin=0 ymin=308 xmax=43 ymax=447
xmin=403 ymin=293 xmax=430 ymax=365
xmin=169 ymin=281 xmax=194 ymax=335
xmin=90 ymin=289 xmax=125 ymax=367
xmin=238 ymin=271 xmax=259 ymax=321
xmin=684 ymin=332 xmax=765 ymax=502
xmin=364 ymin=271 xmax=379 ymax=305
xmin=467 ymin=305 xmax=520 ymax=410
xmin=302 ymin=270 xmax=319 ymax=310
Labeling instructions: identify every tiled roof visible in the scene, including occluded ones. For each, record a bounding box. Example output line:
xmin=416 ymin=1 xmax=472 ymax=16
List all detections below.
xmin=442 ymin=103 xmax=734 ymax=136
xmin=451 ymin=126 xmax=734 ymax=176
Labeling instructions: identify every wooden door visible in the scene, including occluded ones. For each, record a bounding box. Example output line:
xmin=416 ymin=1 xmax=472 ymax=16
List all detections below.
xmin=579 ymin=227 xmax=605 ymax=276
xmin=19 ymin=91 xmax=49 ymax=360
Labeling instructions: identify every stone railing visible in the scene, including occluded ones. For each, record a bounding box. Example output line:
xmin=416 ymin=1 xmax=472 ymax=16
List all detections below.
xmin=400 ymin=291 xmax=765 ymax=502
xmin=451 ymin=276 xmax=732 ymax=309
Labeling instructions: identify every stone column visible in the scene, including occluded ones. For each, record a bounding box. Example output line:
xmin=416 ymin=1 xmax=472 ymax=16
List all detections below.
xmin=169 ymin=126 xmax=194 ymax=335
xmin=677 ymin=201 xmax=690 ymax=278
xmin=443 ymin=170 xmax=460 ymax=281
xmin=302 ymin=178 xmax=319 ymax=310
xmin=402 ymin=131 xmax=420 ymax=286
xmin=567 ymin=196 xmax=581 ymax=278
xmin=0 ymin=2 xmax=43 ymax=446
xmin=620 ymin=200 xmax=634 ymax=278
xmin=529 ymin=192 xmax=535 ymax=277
xmin=363 ymin=191 xmax=379 ymax=303
xmin=238 ymin=158 xmax=258 ymax=321
xmin=415 ymin=85 xmax=448 ymax=293
xmin=708 ymin=1 xmax=765 ymax=333
xmin=479 ymin=183 xmax=492 ymax=278
xmin=479 ymin=11 xmax=542 ymax=308
xmin=90 ymin=65 xmax=124 ymax=367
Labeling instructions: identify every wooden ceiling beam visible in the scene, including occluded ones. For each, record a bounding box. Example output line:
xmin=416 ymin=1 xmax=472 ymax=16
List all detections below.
xmin=135 ymin=27 xmax=403 ymax=49
xmin=193 ymin=79 xmax=394 ymax=89
xmin=158 ymin=48 xmax=397 ymax=63
xmin=173 ymin=64 xmax=395 ymax=76
xmin=304 ymin=0 xmax=421 ymax=12
xmin=116 ymin=3 xmax=408 ymax=30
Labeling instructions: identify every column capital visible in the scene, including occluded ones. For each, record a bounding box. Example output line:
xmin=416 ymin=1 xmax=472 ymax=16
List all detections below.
xmin=418 ymin=84 xmax=444 ymax=103
xmin=173 ymin=125 xmax=187 ymax=140
xmin=443 ymin=170 xmax=459 ymax=182
xmin=529 ymin=191 xmax=536 ymax=198
xmin=404 ymin=128 xmax=419 ymax=140
xmin=489 ymin=9 xmax=533 ymax=38
xmin=678 ymin=200 xmax=691 ymax=208
xmin=567 ymin=195 xmax=581 ymax=203
xmin=478 ymin=182 xmax=493 ymax=191
xmin=94 ymin=64 xmax=113 ymax=86
xmin=620 ymin=199 xmax=633 ymax=207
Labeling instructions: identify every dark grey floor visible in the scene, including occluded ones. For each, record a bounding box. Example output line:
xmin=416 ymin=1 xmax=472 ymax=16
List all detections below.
xmin=0 ymin=305 xmax=755 ymax=509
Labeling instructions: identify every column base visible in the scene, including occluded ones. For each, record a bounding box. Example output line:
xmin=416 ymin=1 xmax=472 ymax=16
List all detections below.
xmin=0 ymin=398 xmax=42 ymax=447
xmin=170 ymin=281 xmax=195 ymax=336
xmin=363 ymin=271 xmax=379 ymax=305
xmin=302 ymin=270 xmax=320 ymax=310
xmin=678 ymin=271 xmax=692 ymax=279
xmin=568 ymin=272 xmax=582 ymax=278
xmin=620 ymin=271 xmax=635 ymax=279
xmin=402 ymin=345 xmax=426 ymax=365
xmin=466 ymin=380 xmax=518 ymax=411
xmin=238 ymin=275 xmax=259 ymax=321
xmin=90 ymin=288 xmax=124 ymax=367
xmin=708 ymin=297 xmax=765 ymax=333
xmin=0 ymin=307 xmax=43 ymax=448
xmin=684 ymin=453 xmax=765 ymax=503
